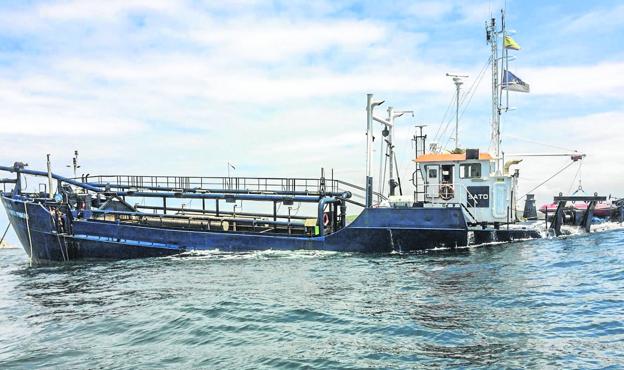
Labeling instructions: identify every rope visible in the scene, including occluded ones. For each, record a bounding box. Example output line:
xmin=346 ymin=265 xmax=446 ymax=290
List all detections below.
xmin=458 ymin=58 xmax=490 ymax=122
xmin=432 ymin=93 xmax=457 ymax=144
xmin=378 ymin=132 xmax=385 ymax=193
xmin=440 ymin=57 xmax=490 ymax=151
xmin=567 ymin=160 xmax=583 ymax=194
xmin=0 ymin=223 xmax=9 ymax=245
xmin=518 ymin=160 xmax=578 ymax=201
xmin=505 ymin=134 xmax=578 ymax=153
xmin=24 ymin=202 xmax=33 ymax=267
xmin=50 ymin=211 xmax=67 ymax=262
xmin=56 ymin=231 xmax=67 ymax=262
xmin=380 ymin=149 xmax=388 ymax=197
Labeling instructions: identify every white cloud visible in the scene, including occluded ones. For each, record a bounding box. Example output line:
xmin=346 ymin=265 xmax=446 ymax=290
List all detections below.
xmin=523 ymin=62 xmax=624 ymax=98
xmin=0 ymin=110 xmax=146 ymax=137
xmin=189 ymin=18 xmax=387 ymax=62
xmin=503 ymin=111 xmax=624 ymax=203
xmin=406 ymin=0 xmax=503 ymax=22
xmin=561 ymin=4 xmax=624 ymax=33
xmin=407 ymin=2 xmax=454 ymax=19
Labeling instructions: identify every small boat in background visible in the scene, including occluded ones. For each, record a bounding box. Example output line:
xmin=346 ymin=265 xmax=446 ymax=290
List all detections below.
xmin=572 ymin=202 xmax=617 ymax=218
xmin=540 ymin=201 xmax=618 ymax=218
xmin=540 ymin=185 xmax=618 ymax=218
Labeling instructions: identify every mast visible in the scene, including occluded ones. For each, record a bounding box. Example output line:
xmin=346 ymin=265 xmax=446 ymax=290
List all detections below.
xmin=365 ymin=94 xmax=374 ymax=207
xmin=502 ymin=10 xmax=510 ymax=112
xmin=365 ymin=94 xmax=385 ymax=206
xmin=487 ymin=15 xmax=502 ymax=174
xmin=446 ymin=73 xmax=468 ymax=150
xmin=386 ymin=108 xmax=413 ymax=197
xmin=387 ymin=106 xmax=394 ymax=196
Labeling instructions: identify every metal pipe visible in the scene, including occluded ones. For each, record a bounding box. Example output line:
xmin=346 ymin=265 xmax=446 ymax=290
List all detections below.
xmin=135 ymin=204 xmax=309 ymax=220
xmin=366 ymin=94 xmax=384 ymax=207
xmin=317 ymin=197 xmax=339 ymax=237
xmin=0 ymin=166 xmax=353 ymax=203
xmin=115 ymin=191 xmax=346 ymax=203
xmin=84 ymin=182 xmax=351 ymax=197
xmin=46 ymin=154 xmax=53 ymax=199
xmin=91 ymin=209 xmax=305 ymax=228
xmin=388 ymin=106 xmax=394 ymax=196
xmin=373 ymin=116 xmax=392 ymax=126
xmin=366 ymin=94 xmax=373 ymax=180
xmin=0 ymin=165 xmax=101 ymax=192
xmin=505 ymin=153 xmax=586 ymax=159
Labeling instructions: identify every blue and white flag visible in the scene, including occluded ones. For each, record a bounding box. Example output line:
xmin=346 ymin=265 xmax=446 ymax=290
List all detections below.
xmin=502 ymin=70 xmax=530 ymax=93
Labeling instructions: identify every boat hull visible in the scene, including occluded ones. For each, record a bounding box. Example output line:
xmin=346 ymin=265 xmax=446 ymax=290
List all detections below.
xmin=2 ymin=195 xmax=472 ymax=262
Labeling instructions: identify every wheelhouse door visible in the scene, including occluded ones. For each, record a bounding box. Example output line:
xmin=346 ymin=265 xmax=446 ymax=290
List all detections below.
xmin=425 ymin=165 xmax=440 ymax=198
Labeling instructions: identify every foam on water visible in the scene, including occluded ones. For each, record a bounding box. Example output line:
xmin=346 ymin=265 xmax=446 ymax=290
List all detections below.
xmin=174 ymin=248 xmax=345 ymax=261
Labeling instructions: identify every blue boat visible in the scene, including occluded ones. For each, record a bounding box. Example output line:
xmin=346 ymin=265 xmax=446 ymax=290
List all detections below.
xmin=1 ymin=162 xmax=483 ymax=263
xmin=2 ymin=10 xmax=620 ymax=263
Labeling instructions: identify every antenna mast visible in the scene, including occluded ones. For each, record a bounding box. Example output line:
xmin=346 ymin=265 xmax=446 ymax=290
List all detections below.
xmin=446 ymin=73 xmax=469 ymax=150
xmin=486 ymin=14 xmax=502 ymax=174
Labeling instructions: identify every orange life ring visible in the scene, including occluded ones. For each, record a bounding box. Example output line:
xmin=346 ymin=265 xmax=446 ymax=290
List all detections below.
xmin=323 ymin=212 xmax=330 ymax=226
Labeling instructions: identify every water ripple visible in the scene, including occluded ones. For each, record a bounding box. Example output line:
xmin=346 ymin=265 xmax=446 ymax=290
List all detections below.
xmin=0 ymin=229 xmax=623 ymax=368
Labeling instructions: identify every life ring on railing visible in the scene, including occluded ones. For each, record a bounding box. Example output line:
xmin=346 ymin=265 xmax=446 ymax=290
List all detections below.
xmin=439 ymin=185 xmax=454 ymax=200
xmin=323 ymin=212 xmax=330 ymax=227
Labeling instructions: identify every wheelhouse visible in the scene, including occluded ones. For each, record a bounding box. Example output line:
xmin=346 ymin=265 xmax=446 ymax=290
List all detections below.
xmin=414 ymin=149 xmax=518 ymax=224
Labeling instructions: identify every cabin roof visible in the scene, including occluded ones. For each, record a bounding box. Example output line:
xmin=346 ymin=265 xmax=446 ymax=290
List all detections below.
xmin=414 ymin=152 xmax=493 ymax=163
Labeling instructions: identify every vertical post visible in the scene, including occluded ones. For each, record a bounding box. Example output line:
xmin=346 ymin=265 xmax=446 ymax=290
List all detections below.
xmin=47 ymin=154 xmax=53 ymax=199
xmin=215 ymin=199 xmax=220 ymax=217
xmin=366 ymin=94 xmax=374 ymax=207
xmin=340 ymin=200 xmax=346 ymax=228
xmin=163 ymin=197 xmax=167 ymax=215
xmin=287 ymin=206 xmax=291 ymax=235
xmin=455 ymin=82 xmax=460 ymax=148
xmin=507 ymin=206 xmax=510 ymax=230
xmin=366 ymin=94 xmax=373 ymax=181
xmin=487 ymin=16 xmax=501 ymax=174
xmin=366 ymin=176 xmax=373 ymax=208
xmin=387 ymin=106 xmax=395 ymax=196
xmin=13 ymin=165 xmax=22 ymax=197
xmin=453 ymin=78 xmax=467 ymax=149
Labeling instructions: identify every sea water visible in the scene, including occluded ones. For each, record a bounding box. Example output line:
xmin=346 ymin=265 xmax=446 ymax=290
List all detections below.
xmin=0 ymin=230 xmax=623 ymax=369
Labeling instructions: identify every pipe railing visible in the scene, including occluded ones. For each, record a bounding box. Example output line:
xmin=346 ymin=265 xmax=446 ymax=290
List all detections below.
xmin=0 ymin=165 xmax=387 ymax=208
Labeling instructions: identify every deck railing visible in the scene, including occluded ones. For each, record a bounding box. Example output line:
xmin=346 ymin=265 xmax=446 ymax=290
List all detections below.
xmin=83 ymin=175 xmax=386 ymax=207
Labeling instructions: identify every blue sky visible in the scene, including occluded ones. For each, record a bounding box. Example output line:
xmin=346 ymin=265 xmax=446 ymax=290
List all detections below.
xmin=1 ymin=0 xmax=623 ymax=244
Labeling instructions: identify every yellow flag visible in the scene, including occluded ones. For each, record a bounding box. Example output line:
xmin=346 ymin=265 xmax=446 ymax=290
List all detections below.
xmin=504 ymin=35 xmax=521 ymax=50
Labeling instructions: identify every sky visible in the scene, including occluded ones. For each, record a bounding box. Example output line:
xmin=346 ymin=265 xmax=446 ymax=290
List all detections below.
xmin=1 ymin=0 xmax=623 ymax=244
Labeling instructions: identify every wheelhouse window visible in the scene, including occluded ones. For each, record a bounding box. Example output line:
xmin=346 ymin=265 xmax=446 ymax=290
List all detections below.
xmin=460 ymin=163 xmax=482 ymax=179
xmin=428 ymin=168 xmax=438 ymax=179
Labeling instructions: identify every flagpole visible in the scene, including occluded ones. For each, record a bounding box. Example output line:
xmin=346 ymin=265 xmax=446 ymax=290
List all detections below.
xmin=499 ymin=9 xmax=506 ymax=174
